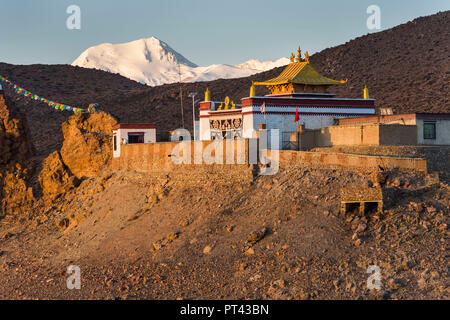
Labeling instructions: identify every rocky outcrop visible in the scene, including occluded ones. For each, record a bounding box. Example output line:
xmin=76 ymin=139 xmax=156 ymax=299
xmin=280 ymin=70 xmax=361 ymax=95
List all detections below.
xmin=60 ymin=111 xmax=117 ymax=179
xmin=38 ymin=151 xmax=78 ymax=202
xmin=0 ymin=90 xmax=34 ymax=216
xmin=37 ymin=111 xmax=116 ymax=202
xmin=0 ymin=170 xmax=34 ymax=216
xmin=0 ymin=92 xmax=32 ymax=167
xmin=0 ymin=89 xmax=116 ymax=215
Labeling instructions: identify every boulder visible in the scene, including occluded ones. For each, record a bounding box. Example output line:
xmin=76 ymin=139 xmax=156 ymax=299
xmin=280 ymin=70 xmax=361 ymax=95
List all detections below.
xmin=60 ymin=111 xmax=117 ymax=179
xmin=39 ymin=151 xmax=78 ymax=201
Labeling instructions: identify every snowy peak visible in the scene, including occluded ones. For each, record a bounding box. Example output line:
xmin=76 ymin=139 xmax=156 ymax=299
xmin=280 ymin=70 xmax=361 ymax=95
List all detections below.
xmin=235 ymin=57 xmax=290 ymax=71
xmin=137 ymin=37 xmax=197 ymax=67
xmin=73 ymin=37 xmax=196 ymax=68
xmin=72 ymin=37 xmax=288 ymax=86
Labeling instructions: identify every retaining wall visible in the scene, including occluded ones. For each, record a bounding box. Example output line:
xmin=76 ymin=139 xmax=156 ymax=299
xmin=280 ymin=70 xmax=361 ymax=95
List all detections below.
xmin=112 ymin=140 xmax=428 ymax=175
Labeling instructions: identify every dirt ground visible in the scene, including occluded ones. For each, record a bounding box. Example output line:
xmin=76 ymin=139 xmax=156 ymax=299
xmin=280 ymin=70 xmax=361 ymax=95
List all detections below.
xmin=0 ymin=165 xmax=448 ymax=300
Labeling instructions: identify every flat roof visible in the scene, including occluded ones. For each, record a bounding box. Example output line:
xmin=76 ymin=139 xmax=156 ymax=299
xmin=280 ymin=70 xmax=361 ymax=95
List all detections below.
xmin=112 ymin=123 xmax=156 ymax=130
xmin=338 ymin=113 xmax=450 ymax=124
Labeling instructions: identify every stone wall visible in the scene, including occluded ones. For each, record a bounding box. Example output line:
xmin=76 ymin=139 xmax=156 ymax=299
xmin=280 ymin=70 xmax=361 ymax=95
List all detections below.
xmin=275 ymin=150 xmax=427 ymax=172
xmin=292 ymin=123 xmax=418 ymax=149
xmin=311 ymin=145 xmax=449 ymax=173
xmin=379 ymin=125 xmax=418 ymax=145
xmin=112 ymin=139 xmax=255 ymax=185
xmin=113 ymin=139 xmax=428 ymax=175
xmin=114 ymin=139 xmax=250 ymax=171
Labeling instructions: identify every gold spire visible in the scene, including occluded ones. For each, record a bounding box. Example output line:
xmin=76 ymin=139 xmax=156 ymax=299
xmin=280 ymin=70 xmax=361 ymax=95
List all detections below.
xmin=296 ymin=46 xmax=302 ymax=62
xmin=363 ymin=85 xmax=369 ymax=99
xmin=289 ymin=53 xmax=295 ymax=63
xmin=224 ymin=96 xmax=230 ymax=110
xmin=204 ymin=88 xmax=211 ymax=101
xmin=305 ymin=51 xmax=310 ymax=63
xmin=249 ymin=83 xmax=256 ymax=97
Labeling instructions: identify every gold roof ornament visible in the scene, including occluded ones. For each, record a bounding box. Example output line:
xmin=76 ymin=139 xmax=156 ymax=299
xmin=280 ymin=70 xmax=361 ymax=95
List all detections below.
xmin=217 ymin=102 xmax=223 ymax=110
xmin=254 ymin=61 xmax=347 ymax=86
xmin=224 ymin=96 xmax=230 ymax=109
xmin=249 ymin=83 xmax=256 ymax=97
xmin=231 ymin=101 xmax=236 ymax=109
xmin=289 ymin=53 xmax=295 ymax=63
xmin=363 ymin=85 xmax=369 ymax=99
xmin=204 ymin=88 xmax=211 ymax=101
xmin=296 ymin=46 xmax=302 ymax=62
xmin=254 ymin=47 xmax=346 ymax=94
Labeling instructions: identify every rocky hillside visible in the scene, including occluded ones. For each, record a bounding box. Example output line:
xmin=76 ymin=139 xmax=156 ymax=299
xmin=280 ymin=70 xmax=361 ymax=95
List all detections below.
xmin=0 ymin=158 xmax=448 ymax=299
xmin=0 ymin=95 xmax=447 ymax=299
xmin=0 ymin=11 xmax=449 ymax=157
xmin=0 ymin=41 xmax=448 ymax=300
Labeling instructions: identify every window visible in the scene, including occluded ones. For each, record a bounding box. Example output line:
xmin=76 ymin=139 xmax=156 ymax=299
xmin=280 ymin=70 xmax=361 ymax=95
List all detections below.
xmin=113 ymin=136 xmax=117 ymax=151
xmin=423 ymin=122 xmax=436 ymax=140
xmin=128 ymin=132 xmax=145 ymax=144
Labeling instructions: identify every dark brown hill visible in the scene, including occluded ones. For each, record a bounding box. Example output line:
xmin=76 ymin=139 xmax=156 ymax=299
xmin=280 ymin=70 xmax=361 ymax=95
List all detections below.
xmin=0 ymin=11 xmax=448 ymax=156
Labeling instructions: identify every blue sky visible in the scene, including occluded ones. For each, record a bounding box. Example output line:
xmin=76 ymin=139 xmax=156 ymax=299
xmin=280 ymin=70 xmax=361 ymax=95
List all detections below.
xmin=1 ymin=0 xmax=448 ymax=66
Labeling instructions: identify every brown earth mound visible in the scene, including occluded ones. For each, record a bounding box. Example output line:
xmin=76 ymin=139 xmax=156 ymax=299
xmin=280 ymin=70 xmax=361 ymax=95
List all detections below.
xmin=0 ymin=11 xmax=448 ymax=157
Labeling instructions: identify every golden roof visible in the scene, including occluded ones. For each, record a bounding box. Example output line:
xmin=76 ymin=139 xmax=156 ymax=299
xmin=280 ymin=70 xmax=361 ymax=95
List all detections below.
xmin=253 ymin=61 xmax=347 ymax=86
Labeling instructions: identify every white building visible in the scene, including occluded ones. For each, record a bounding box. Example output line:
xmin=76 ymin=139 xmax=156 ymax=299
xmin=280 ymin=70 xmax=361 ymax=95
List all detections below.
xmin=112 ymin=123 xmax=156 ymax=158
xmin=338 ymin=113 xmax=450 ymax=146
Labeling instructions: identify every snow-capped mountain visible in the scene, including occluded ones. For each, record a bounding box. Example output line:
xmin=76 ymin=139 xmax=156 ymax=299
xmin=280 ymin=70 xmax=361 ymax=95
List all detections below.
xmin=72 ymin=37 xmax=288 ymax=86
xmin=235 ymin=58 xmax=290 ymax=71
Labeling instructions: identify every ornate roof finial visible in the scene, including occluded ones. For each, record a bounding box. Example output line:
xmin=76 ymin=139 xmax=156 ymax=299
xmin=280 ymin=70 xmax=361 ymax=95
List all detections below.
xmin=224 ymin=96 xmax=230 ymax=110
xmin=290 ymin=53 xmax=295 ymax=63
xmin=204 ymin=87 xmax=211 ymax=101
xmin=305 ymin=51 xmax=310 ymax=63
xmin=249 ymin=83 xmax=256 ymax=97
xmin=363 ymin=85 xmax=369 ymax=99
xmin=297 ymin=46 xmax=302 ymax=62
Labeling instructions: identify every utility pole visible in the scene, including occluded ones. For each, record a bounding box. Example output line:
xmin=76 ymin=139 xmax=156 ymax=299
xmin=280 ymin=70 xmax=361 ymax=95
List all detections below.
xmin=178 ymin=62 xmax=184 ymax=128
xmin=188 ymin=92 xmax=198 ymax=140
